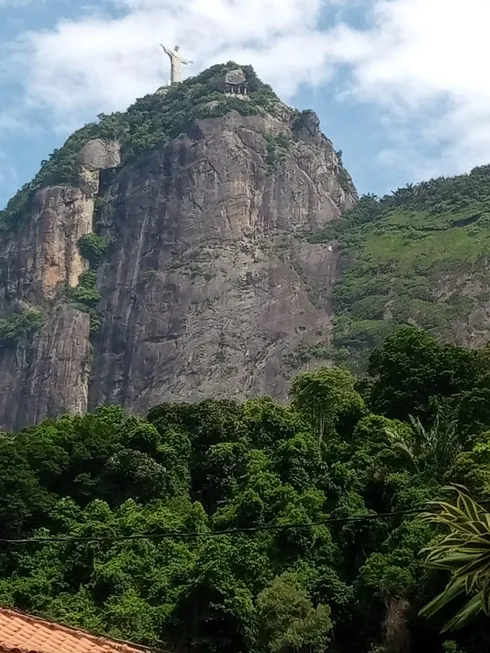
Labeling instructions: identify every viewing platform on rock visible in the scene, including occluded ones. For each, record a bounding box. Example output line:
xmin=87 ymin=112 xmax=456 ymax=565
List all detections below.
xmin=224 ymin=69 xmax=249 ymax=100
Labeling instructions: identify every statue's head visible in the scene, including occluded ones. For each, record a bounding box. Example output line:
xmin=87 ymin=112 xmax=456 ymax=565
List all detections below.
xmin=175 ymin=45 xmax=180 ymax=51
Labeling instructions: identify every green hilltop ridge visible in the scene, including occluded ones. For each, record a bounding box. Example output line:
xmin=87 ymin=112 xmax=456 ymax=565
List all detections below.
xmin=302 ymin=166 xmax=490 ymax=371
xmin=0 ymin=62 xmax=306 ymax=231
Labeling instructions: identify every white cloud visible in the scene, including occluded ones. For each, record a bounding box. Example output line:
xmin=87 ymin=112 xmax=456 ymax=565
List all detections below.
xmin=2 ymin=0 xmax=490 ymax=185
xmin=0 ymin=0 xmax=38 ymax=5
xmin=326 ymin=0 xmax=490 ymax=178
xmin=5 ymin=0 xmax=343 ymax=128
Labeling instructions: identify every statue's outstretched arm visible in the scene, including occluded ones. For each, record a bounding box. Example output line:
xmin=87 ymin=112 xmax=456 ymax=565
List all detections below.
xmin=160 ymin=44 xmax=169 ymax=55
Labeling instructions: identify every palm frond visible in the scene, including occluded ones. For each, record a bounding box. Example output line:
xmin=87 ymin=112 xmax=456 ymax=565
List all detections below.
xmin=441 ymin=593 xmax=483 ymax=633
xmin=419 ymin=485 xmax=490 ymax=631
xmin=419 ymin=578 xmax=466 ymax=619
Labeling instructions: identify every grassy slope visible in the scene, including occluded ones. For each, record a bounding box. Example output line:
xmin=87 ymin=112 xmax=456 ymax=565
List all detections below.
xmin=303 ymin=166 xmax=490 ymax=372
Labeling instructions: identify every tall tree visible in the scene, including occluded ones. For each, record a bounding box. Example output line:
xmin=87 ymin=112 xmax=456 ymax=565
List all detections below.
xmin=291 ymin=367 xmax=364 ymax=444
xmin=368 ymin=327 xmax=481 ymax=423
xmin=256 ymin=572 xmax=332 ymax=653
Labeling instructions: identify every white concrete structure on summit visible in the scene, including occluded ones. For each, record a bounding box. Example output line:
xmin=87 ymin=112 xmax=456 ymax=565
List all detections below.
xmin=160 ymin=45 xmax=193 ymax=85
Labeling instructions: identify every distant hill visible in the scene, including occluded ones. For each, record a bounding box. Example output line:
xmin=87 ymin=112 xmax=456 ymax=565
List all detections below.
xmin=316 ymin=166 xmax=490 ymax=371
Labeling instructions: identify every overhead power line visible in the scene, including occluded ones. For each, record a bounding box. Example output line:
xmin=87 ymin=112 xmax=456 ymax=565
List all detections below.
xmin=0 ymin=507 xmax=428 ymax=545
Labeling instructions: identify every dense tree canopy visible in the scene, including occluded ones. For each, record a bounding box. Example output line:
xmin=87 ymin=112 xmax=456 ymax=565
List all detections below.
xmin=2 ymin=327 xmax=490 ymax=653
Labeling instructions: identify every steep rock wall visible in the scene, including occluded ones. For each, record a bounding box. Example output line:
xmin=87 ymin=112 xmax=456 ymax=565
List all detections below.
xmin=89 ymin=110 xmax=356 ymax=412
xmin=0 ymin=103 xmax=355 ymax=431
xmin=0 ymin=140 xmax=120 ymax=431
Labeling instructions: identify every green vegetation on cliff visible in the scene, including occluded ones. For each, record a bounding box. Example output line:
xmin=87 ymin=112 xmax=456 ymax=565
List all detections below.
xmin=70 ymin=234 xmax=108 ymax=332
xmin=67 ymin=292 xmax=101 ymax=333
xmin=78 ymin=233 xmax=108 ymax=268
xmin=0 ymin=63 xmax=280 ymax=231
xmin=67 ymin=270 xmax=101 ymax=310
xmin=0 ymin=308 xmax=45 ymax=345
xmin=1 ymin=327 xmax=490 ymax=653
xmin=307 ymin=165 xmax=490 ymax=371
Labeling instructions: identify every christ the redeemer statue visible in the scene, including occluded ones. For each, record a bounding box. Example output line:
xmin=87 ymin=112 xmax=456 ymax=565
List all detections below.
xmin=160 ymin=44 xmax=193 ymax=85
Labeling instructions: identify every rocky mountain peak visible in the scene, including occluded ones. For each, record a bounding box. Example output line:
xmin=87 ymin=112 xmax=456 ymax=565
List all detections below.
xmin=0 ymin=64 xmax=357 ymax=431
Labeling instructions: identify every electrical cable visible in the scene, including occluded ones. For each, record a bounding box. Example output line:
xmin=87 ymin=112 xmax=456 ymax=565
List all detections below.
xmin=0 ymin=507 xmax=430 ymax=545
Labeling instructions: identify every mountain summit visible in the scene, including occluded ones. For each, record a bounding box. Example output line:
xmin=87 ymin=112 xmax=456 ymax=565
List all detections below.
xmin=0 ymin=63 xmax=357 ymax=430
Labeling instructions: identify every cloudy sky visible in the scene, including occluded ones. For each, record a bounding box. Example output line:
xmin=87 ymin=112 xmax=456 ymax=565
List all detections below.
xmin=0 ymin=0 xmax=488 ymax=209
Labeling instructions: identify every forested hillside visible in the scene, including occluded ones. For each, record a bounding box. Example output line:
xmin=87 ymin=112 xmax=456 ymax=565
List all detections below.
xmin=305 ymin=165 xmax=490 ymax=371
xmin=1 ymin=326 xmax=490 ymax=653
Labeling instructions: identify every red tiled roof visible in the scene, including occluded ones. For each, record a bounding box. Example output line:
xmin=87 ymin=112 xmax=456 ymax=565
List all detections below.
xmin=0 ymin=607 xmax=160 ymax=653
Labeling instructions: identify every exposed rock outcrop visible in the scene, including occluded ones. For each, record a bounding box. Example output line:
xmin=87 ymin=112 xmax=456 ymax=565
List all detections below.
xmin=90 ymin=110 xmax=354 ymax=411
xmin=0 ymin=139 xmax=120 ymax=430
xmin=0 ymin=305 xmax=91 ymax=430
xmin=0 ymin=70 xmax=355 ymax=431
xmin=77 ymin=139 xmax=121 ymax=197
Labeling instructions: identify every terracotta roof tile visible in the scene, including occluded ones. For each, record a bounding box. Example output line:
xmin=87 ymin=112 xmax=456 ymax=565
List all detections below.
xmin=0 ymin=607 xmax=161 ymax=653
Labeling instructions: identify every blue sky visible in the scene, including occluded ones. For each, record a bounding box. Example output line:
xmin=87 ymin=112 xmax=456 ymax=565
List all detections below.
xmin=1 ymin=0 xmax=489 ymax=210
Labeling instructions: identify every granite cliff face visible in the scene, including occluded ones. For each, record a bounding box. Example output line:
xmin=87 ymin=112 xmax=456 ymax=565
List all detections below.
xmin=0 ymin=139 xmax=121 ymax=430
xmin=0 ymin=65 xmax=356 ymax=431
